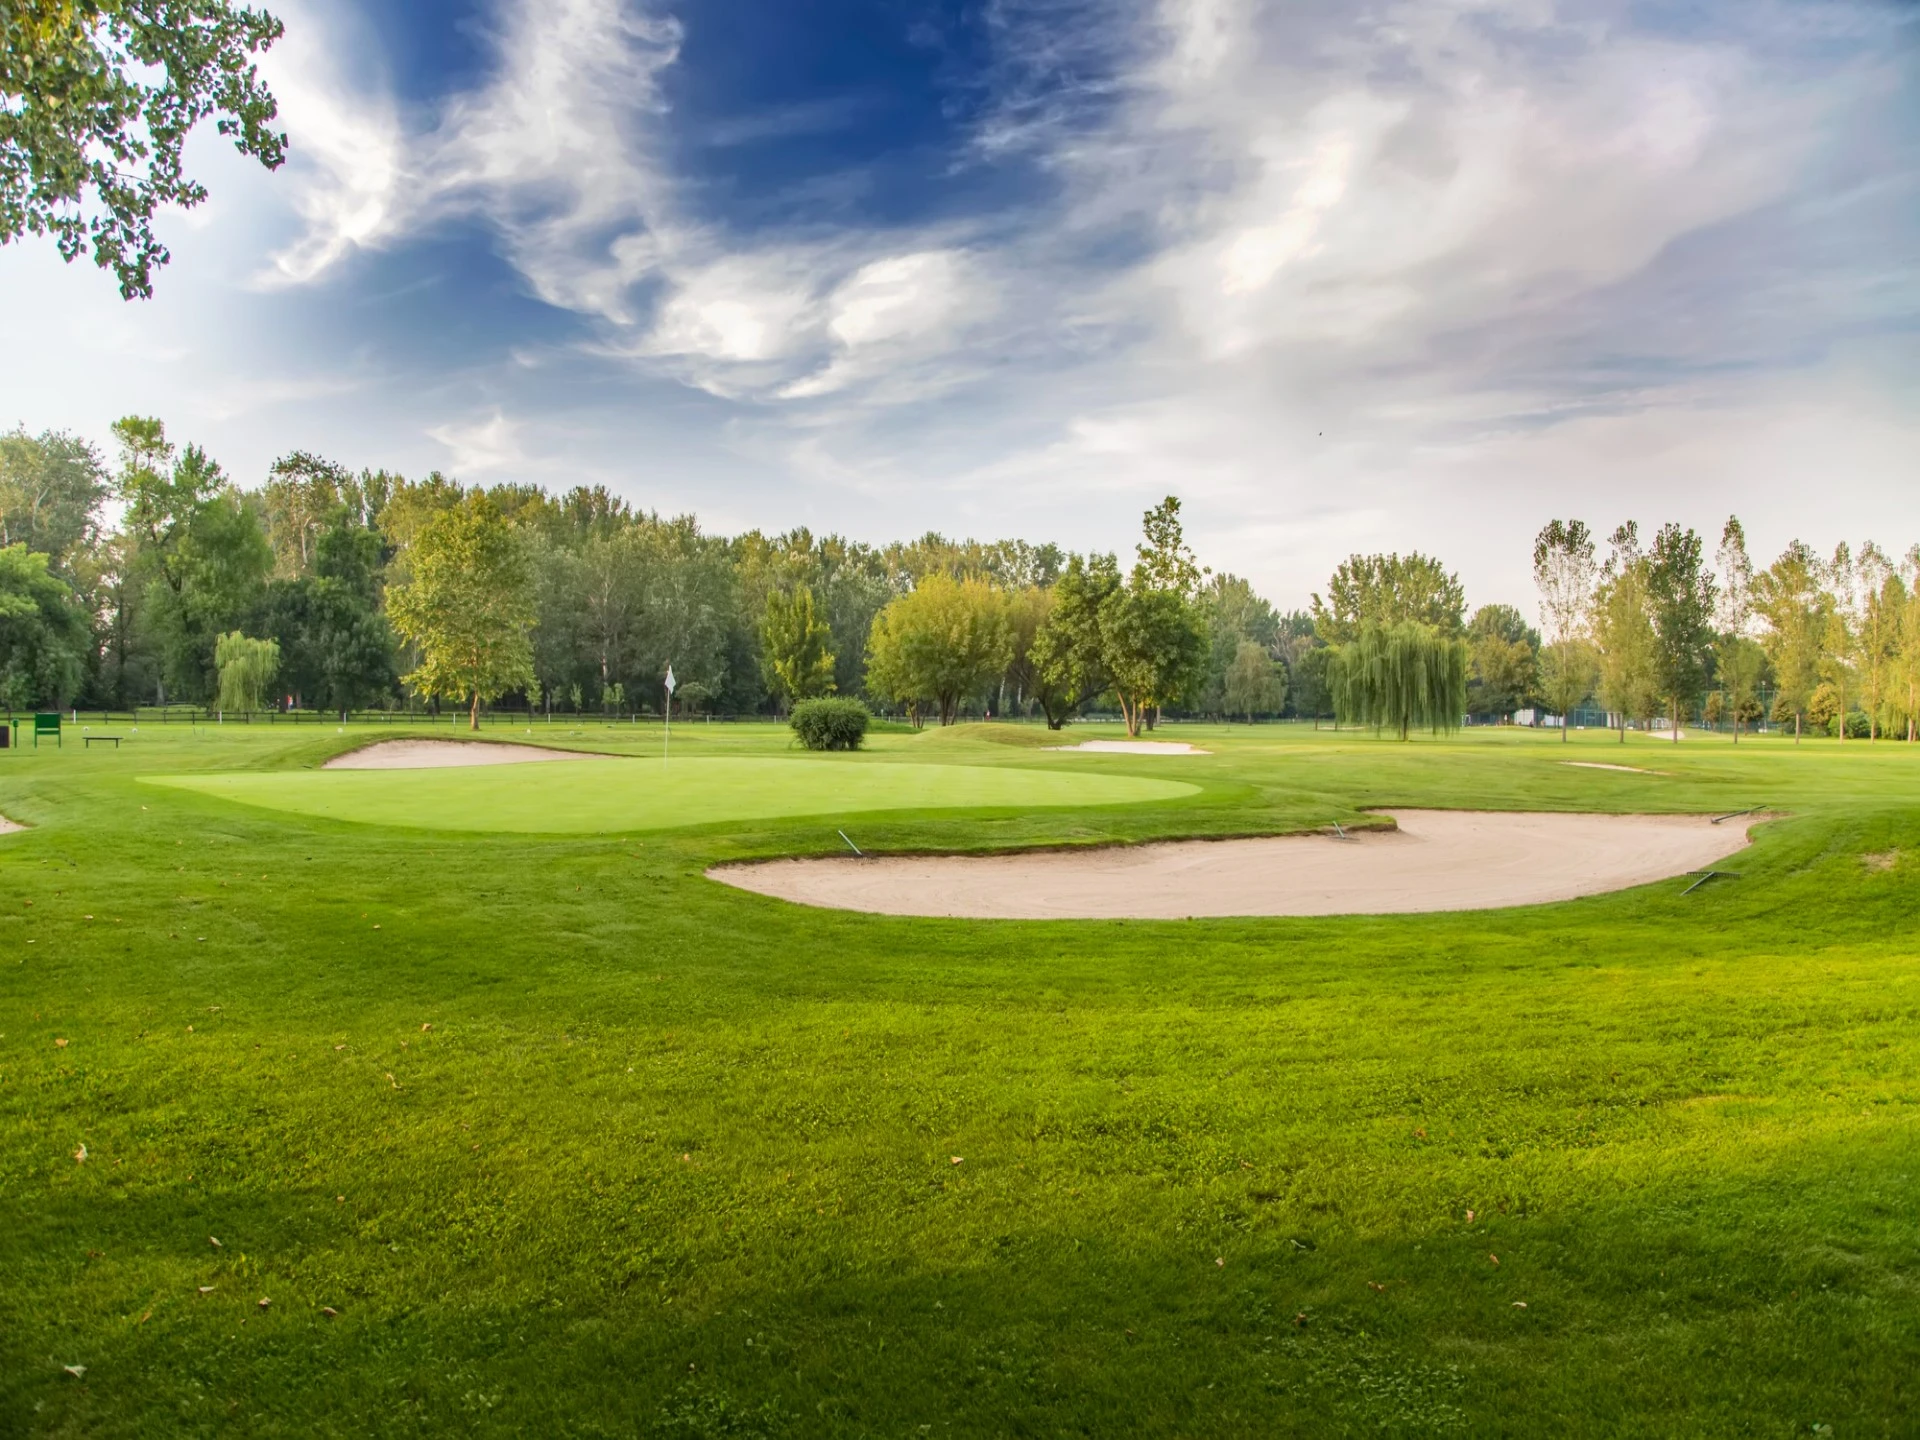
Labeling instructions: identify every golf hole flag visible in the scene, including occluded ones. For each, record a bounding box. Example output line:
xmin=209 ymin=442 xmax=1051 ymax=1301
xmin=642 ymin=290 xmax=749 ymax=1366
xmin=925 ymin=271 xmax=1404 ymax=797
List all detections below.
xmin=663 ymin=664 xmax=675 ymax=759
xmin=664 ymin=664 xmax=676 ymax=699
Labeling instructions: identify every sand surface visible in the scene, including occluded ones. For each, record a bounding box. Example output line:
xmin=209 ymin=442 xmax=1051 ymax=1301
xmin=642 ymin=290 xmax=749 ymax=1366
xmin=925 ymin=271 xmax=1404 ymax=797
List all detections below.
xmin=1047 ymin=740 xmax=1210 ymax=755
xmin=0 ymin=814 xmax=23 ymax=835
xmin=1564 ymin=761 xmax=1659 ymax=774
xmin=324 ymin=739 xmax=605 ymax=770
xmin=711 ymin=809 xmax=1756 ymax=918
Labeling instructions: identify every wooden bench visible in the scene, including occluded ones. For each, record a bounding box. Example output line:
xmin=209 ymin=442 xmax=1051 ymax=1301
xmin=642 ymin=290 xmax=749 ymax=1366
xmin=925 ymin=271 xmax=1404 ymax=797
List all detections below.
xmin=83 ymin=735 xmax=121 ymax=749
xmin=32 ymin=713 xmax=60 ymax=749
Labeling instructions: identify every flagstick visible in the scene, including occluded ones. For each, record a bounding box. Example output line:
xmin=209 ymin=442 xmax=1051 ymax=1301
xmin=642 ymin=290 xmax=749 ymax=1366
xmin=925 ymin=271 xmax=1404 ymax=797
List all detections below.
xmin=663 ymin=662 xmax=675 ymax=764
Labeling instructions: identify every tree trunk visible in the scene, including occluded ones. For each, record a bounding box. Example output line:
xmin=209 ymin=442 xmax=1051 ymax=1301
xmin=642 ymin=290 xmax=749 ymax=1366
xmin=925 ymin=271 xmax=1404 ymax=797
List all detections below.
xmin=1794 ymin=712 xmax=1801 ymax=745
xmin=469 ymin=691 xmax=481 ymax=731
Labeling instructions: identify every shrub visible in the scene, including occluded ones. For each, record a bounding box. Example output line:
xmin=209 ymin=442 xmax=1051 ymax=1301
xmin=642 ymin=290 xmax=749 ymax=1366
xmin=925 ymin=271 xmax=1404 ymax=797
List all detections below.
xmin=789 ymin=697 xmax=870 ymax=751
xmin=1831 ymin=709 xmax=1870 ymax=739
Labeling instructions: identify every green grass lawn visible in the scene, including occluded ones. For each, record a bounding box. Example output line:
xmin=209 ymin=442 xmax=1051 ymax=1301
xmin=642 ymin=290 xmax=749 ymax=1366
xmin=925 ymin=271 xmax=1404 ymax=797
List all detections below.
xmin=146 ymin=753 xmax=1196 ymax=834
xmin=2 ymin=718 xmax=1916 ymax=1437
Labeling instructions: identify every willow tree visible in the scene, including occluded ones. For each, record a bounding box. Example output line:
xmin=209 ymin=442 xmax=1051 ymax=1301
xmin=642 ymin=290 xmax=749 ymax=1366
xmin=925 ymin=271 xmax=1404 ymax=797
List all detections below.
xmin=214 ymin=630 xmax=277 ymax=714
xmin=1330 ymin=622 xmax=1468 ymax=740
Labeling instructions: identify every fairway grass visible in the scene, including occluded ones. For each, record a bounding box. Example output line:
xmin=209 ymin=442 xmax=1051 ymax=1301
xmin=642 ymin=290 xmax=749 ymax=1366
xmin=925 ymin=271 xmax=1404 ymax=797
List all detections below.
xmin=3 ymin=720 xmax=1917 ymax=1436
xmin=142 ymin=755 xmax=1199 ymax=834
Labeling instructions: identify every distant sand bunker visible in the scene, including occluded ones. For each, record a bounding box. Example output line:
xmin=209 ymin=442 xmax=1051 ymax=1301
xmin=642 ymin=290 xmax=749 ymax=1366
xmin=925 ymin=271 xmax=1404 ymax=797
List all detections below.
xmin=712 ymin=810 xmax=1757 ymax=918
xmin=1564 ymin=761 xmax=1659 ymax=774
xmin=1047 ymin=740 xmax=1210 ymax=755
xmin=0 ymin=814 xmax=24 ymax=835
xmin=325 ymin=740 xmax=604 ymax=770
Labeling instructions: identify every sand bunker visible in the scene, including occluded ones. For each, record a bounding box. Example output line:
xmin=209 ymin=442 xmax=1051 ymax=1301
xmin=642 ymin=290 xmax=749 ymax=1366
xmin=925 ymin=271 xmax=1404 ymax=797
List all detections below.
xmin=1564 ymin=761 xmax=1659 ymax=774
xmin=324 ymin=740 xmax=604 ymax=770
xmin=1048 ymin=740 xmax=1210 ymax=755
xmin=712 ymin=809 xmax=1757 ymax=919
xmin=0 ymin=814 xmax=23 ymax=835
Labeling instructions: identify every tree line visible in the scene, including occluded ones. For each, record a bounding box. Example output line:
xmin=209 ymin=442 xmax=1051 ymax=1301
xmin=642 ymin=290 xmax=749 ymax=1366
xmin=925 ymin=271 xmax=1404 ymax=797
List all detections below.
xmin=1 ymin=418 xmax=1914 ymax=739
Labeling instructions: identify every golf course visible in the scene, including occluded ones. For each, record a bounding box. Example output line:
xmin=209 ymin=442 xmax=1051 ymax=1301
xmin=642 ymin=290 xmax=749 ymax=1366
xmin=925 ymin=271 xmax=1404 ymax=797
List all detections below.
xmin=3 ymin=719 xmax=1915 ymax=1436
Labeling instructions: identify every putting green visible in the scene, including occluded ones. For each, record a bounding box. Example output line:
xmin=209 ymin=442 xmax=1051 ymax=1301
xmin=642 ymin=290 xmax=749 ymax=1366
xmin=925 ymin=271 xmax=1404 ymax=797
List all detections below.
xmin=143 ymin=756 xmax=1198 ymax=834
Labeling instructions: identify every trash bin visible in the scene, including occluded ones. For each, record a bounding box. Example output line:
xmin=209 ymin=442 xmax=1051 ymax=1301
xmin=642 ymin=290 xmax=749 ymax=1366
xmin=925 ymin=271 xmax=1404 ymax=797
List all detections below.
xmin=0 ymin=722 xmax=10 ymax=749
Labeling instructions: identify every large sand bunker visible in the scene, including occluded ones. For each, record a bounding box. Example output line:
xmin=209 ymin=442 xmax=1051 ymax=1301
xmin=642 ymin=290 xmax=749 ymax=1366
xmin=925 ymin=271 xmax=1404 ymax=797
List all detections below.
xmin=324 ymin=739 xmax=604 ymax=770
xmin=0 ymin=814 xmax=23 ymax=835
xmin=712 ymin=809 xmax=1758 ymax=918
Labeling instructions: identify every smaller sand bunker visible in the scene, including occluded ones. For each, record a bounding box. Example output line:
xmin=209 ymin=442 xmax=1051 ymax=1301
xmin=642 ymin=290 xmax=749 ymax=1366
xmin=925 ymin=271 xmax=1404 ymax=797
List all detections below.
xmin=1048 ymin=740 xmax=1210 ymax=755
xmin=713 ymin=810 xmax=1758 ymax=918
xmin=0 ymin=814 xmax=24 ymax=835
xmin=324 ymin=740 xmax=605 ymax=770
xmin=1563 ymin=761 xmax=1660 ymax=775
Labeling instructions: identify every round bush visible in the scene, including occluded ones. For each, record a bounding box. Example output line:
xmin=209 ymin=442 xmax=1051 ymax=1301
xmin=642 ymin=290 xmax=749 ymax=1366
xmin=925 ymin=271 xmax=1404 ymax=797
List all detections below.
xmin=789 ymin=697 xmax=870 ymax=751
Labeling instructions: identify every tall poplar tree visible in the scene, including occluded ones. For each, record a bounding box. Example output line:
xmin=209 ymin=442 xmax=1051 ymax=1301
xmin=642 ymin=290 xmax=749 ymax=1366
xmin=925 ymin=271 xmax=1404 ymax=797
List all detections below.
xmin=1645 ymin=523 xmax=1716 ymax=743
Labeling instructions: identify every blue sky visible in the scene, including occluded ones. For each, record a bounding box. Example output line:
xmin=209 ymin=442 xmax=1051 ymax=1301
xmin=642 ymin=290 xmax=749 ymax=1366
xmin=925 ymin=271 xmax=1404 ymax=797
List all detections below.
xmin=0 ymin=0 xmax=1915 ymax=609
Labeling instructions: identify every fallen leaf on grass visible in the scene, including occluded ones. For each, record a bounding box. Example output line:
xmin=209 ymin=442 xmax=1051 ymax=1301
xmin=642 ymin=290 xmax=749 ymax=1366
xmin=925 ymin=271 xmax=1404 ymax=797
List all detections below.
xmin=1293 ymin=1312 xmax=1308 ymax=1327
xmin=1512 ymin=1301 xmax=1528 ymax=1309
xmin=1465 ymin=1210 xmax=1476 ymax=1223
xmin=1215 ymin=1257 xmax=1225 ymax=1268
xmin=385 ymin=1073 xmax=400 ymax=1090
xmin=55 ymin=1037 xmax=68 ymax=1048
xmin=321 ymin=1306 xmax=338 ymax=1318
xmin=1367 ymin=1281 xmax=1386 ymax=1293
xmin=138 ymin=1311 xmax=151 ymax=1325
xmin=74 ymin=1143 xmax=87 ymax=1163
xmin=1488 ymin=1254 xmax=1500 ymax=1266
xmin=950 ymin=1156 xmax=963 ymax=1166
xmin=63 ymin=1364 xmax=85 ymax=1379
xmin=420 ymin=1023 xmax=431 ymax=1033
xmin=1414 ymin=1128 xmax=1427 ymax=1140
xmin=256 ymin=1297 xmax=270 ymax=1310
xmin=198 ymin=1287 xmax=215 ymax=1295
xmin=208 ymin=1236 xmax=221 ymax=1249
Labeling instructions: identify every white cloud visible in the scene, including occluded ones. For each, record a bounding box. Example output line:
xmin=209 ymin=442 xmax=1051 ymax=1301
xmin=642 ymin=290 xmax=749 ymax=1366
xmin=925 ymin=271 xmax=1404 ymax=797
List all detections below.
xmin=427 ymin=410 xmax=525 ymax=473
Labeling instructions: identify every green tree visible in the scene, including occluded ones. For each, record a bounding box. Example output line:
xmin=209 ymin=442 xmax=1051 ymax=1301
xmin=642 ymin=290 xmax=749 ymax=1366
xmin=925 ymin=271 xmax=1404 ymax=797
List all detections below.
xmin=1712 ymin=517 xmax=1758 ymax=743
xmin=1028 ymin=553 xmax=1119 ymax=729
xmin=1001 ymin=583 xmax=1052 ymax=719
xmin=386 ymin=492 xmax=536 ymax=730
xmin=1 ymin=0 xmax=287 ymax=298
xmin=1099 ymin=583 xmax=1207 ymax=737
xmin=0 ymin=427 xmax=108 ymax=569
xmin=761 ymin=583 xmax=836 ymax=707
xmin=0 ymin=542 xmax=89 ymax=708
xmin=1591 ymin=525 xmax=1657 ymax=743
xmin=1895 ymin=562 xmax=1920 ymax=742
xmin=864 ymin=574 xmax=1010 ymax=726
xmin=1329 ymin=622 xmax=1468 ymax=740
xmin=1311 ymin=552 xmax=1465 ymax=646
xmin=1751 ymin=540 xmax=1830 ymax=743
xmin=1532 ymin=519 xmax=1597 ymax=739
xmin=1645 ymin=522 xmax=1716 ymax=742
xmin=1466 ymin=604 xmax=1538 ymax=721
xmin=1855 ymin=543 xmax=1898 ymax=741
xmin=1198 ymin=573 xmax=1280 ymax=715
xmin=1222 ymin=639 xmax=1286 ymax=722
xmin=1135 ymin=496 xmax=1206 ymax=597
xmin=114 ymin=418 xmax=270 ymax=701
xmin=254 ymin=510 xmax=395 ymax=717
xmin=1715 ymin=636 xmax=1767 ymax=740
xmin=1290 ymin=643 xmax=1334 ymax=727
xmin=213 ymin=629 xmax=276 ymax=714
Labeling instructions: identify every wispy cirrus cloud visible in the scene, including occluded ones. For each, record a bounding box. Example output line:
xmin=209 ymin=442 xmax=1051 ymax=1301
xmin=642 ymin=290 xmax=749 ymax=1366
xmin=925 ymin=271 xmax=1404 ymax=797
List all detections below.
xmin=90 ymin=0 xmax=1919 ymax=602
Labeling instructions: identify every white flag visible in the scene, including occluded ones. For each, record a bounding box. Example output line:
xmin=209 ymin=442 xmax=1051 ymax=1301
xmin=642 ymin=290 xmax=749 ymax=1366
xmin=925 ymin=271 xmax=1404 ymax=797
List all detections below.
xmin=664 ymin=664 xmax=677 ymax=695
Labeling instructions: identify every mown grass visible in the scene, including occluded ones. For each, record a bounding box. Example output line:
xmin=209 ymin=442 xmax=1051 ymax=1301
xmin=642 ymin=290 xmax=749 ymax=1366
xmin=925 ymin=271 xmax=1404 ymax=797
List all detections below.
xmin=1 ymin=719 xmax=1916 ymax=1437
